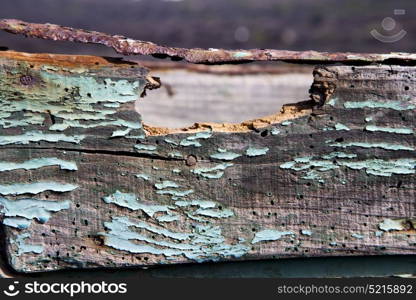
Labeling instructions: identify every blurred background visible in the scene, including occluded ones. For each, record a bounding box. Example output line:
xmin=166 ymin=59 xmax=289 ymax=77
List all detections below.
xmin=1 ymin=0 xmax=415 ymax=128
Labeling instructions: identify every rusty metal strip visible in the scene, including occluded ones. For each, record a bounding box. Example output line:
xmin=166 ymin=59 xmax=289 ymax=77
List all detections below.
xmin=1 ymin=19 xmax=416 ymax=65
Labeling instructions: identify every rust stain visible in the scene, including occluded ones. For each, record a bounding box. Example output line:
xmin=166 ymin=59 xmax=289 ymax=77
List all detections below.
xmin=1 ymin=19 xmax=416 ymax=65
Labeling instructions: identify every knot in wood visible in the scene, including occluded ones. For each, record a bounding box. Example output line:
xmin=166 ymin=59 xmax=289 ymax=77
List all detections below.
xmin=185 ymin=155 xmax=197 ymax=166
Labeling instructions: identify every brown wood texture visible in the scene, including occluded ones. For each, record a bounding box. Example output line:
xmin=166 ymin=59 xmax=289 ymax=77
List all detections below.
xmin=0 ymin=51 xmax=415 ymax=273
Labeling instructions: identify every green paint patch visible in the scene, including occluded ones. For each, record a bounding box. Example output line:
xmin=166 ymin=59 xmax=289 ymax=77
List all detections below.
xmin=191 ymin=163 xmax=233 ymax=179
xmin=334 ymin=123 xmax=350 ymax=131
xmin=365 ymin=125 xmax=414 ymax=135
xmin=0 ymin=131 xmax=85 ymax=145
xmin=246 ymin=147 xmax=269 ymax=157
xmin=0 ymin=157 xmax=77 ymax=172
xmin=103 ymin=190 xmax=171 ymax=217
xmin=344 ymin=100 xmax=415 ymax=111
xmin=252 ymin=229 xmax=295 ymax=244
xmin=0 ymin=197 xmax=71 ymax=223
xmin=328 ymin=141 xmax=414 ymax=151
xmin=14 ymin=233 xmax=43 ymax=256
xmin=210 ymin=151 xmax=241 ymax=161
xmin=0 ymin=182 xmax=78 ymax=195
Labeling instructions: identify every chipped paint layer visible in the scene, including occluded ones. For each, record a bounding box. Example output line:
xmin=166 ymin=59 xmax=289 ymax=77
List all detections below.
xmin=334 ymin=123 xmax=350 ymax=131
xmin=3 ymin=217 xmax=32 ymax=229
xmin=0 ymin=197 xmax=70 ymax=223
xmin=344 ymin=100 xmax=415 ymax=111
xmin=0 ymin=131 xmax=85 ymax=145
xmin=246 ymin=147 xmax=269 ymax=157
xmin=0 ymin=182 xmax=78 ymax=195
xmin=301 ymin=230 xmax=312 ymax=236
xmin=0 ymin=157 xmax=77 ymax=172
xmin=156 ymin=189 xmax=194 ymax=198
xmin=134 ymin=144 xmax=157 ymax=152
xmin=154 ymin=181 xmax=179 ymax=190
xmin=194 ymin=208 xmax=234 ymax=218
xmin=328 ymin=141 xmax=414 ymax=151
xmin=210 ymin=151 xmax=241 ymax=161
xmin=135 ymin=173 xmax=150 ymax=181
xmin=13 ymin=233 xmax=43 ymax=256
xmin=280 ymin=153 xmax=416 ymax=182
xmin=270 ymin=128 xmax=280 ymax=135
xmin=378 ymin=219 xmax=406 ymax=232
xmin=252 ymin=230 xmax=295 ymax=244
xmin=365 ymin=125 xmax=414 ymax=135
xmin=5 ymin=19 xmax=416 ymax=65
xmin=102 ymin=190 xmax=170 ymax=217
xmin=174 ymin=200 xmax=217 ymax=209
xmin=351 ymin=233 xmax=364 ymax=239
xmin=191 ymin=163 xmax=233 ymax=179
xmin=102 ymin=216 xmax=249 ymax=261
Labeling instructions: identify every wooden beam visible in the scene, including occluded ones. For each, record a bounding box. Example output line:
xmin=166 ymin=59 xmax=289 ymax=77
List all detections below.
xmin=0 ymin=51 xmax=415 ymax=273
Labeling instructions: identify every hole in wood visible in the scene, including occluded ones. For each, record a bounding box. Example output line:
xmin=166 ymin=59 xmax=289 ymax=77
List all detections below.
xmin=136 ymin=62 xmax=313 ymax=129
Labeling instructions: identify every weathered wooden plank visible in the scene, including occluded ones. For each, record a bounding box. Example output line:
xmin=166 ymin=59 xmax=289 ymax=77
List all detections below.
xmin=0 ymin=51 xmax=415 ymax=273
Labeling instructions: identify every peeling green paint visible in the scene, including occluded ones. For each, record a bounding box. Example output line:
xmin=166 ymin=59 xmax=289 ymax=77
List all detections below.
xmin=154 ymin=181 xmax=179 ymax=190
xmin=0 ymin=157 xmax=77 ymax=172
xmin=252 ymin=229 xmax=295 ymax=244
xmin=234 ymin=51 xmax=251 ymax=58
xmin=102 ymin=216 xmax=249 ymax=261
xmin=102 ymin=190 xmax=171 ymax=217
xmin=246 ymin=147 xmax=269 ymax=157
xmin=280 ymin=153 xmax=415 ymax=181
xmin=339 ymin=159 xmax=416 ymax=176
xmin=378 ymin=218 xmax=406 ymax=232
xmin=14 ymin=233 xmax=43 ymax=256
xmin=210 ymin=151 xmax=241 ymax=161
xmin=156 ymin=214 xmax=180 ymax=223
xmin=301 ymin=230 xmax=312 ymax=236
xmin=0 ymin=197 xmax=71 ymax=223
xmin=334 ymin=123 xmax=350 ymax=131
xmin=135 ymin=173 xmax=150 ymax=181
xmin=0 ymin=182 xmax=78 ymax=195
xmin=365 ymin=125 xmax=414 ymax=134
xmin=134 ymin=144 xmax=157 ymax=151
xmin=191 ymin=163 xmax=233 ymax=179
xmin=271 ymin=128 xmax=280 ymax=135
xmin=164 ymin=138 xmax=178 ymax=145
xmin=328 ymin=141 xmax=414 ymax=151
xmin=321 ymin=152 xmax=357 ymax=159
xmin=174 ymin=200 xmax=217 ymax=209
xmin=194 ymin=208 xmax=234 ymax=218
xmin=167 ymin=151 xmax=183 ymax=158
xmin=0 ymin=131 xmax=85 ymax=145
xmin=344 ymin=100 xmax=415 ymax=111
xmin=3 ymin=217 xmax=32 ymax=229
xmin=327 ymin=97 xmax=338 ymax=107
xmin=180 ymin=140 xmax=201 ymax=147
xmin=351 ymin=233 xmax=364 ymax=239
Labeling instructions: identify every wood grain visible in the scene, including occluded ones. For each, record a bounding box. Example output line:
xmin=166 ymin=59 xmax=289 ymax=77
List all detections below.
xmin=0 ymin=51 xmax=415 ymax=273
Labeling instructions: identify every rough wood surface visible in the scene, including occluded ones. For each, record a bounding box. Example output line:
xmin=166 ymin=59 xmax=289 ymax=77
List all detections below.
xmin=0 ymin=51 xmax=415 ymax=273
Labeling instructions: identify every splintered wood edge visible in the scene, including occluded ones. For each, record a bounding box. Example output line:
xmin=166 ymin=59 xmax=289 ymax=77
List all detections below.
xmin=0 ymin=50 xmax=316 ymax=136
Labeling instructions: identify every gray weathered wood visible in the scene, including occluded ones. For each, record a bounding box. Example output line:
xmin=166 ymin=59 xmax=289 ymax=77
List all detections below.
xmin=0 ymin=51 xmax=415 ymax=273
